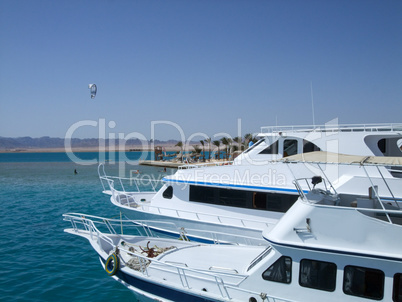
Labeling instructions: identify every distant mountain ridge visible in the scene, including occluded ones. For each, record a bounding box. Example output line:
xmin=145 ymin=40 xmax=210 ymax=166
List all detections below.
xmin=0 ymin=136 xmax=180 ymax=150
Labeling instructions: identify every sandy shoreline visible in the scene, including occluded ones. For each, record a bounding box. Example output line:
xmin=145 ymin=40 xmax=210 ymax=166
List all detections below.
xmin=0 ymin=145 xmax=199 ymax=153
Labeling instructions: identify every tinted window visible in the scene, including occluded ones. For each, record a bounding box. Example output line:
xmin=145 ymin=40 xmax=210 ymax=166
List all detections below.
xmin=378 ymin=139 xmax=386 ymax=154
xmin=189 ymin=186 xmax=247 ymax=207
xmin=303 ymin=140 xmax=321 ymax=153
xmin=253 ymin=192 xmax=267 ymax=209
xmin=263 ymin=256 xmax=292 ymax=284
xmin=244 ymin=139 xmax=264 ymax=154
xmin=162 ymin=186 xmax=173 ymax=199
xmin=189 ymin=186 xmax=298 ymax=213
xmin=299 ymin=259 xmax=337 ymax=292
xmin=259 ymin=141 xmax=279 ymax=155
xmin=283 ymin=139 xmax=298 ymax=157
xmin=343 ymin=265 xmax=384 ymax=300
xmin=393 ymin=273 xmax=402 ymax=302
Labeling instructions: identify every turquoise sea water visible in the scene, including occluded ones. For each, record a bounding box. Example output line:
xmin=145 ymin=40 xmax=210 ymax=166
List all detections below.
xmin=0 ymin=152 xmax=171 ymax=301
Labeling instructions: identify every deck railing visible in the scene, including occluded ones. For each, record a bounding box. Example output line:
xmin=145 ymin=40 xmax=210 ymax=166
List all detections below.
xmin=99 ymin=165 xmax=273 ymax=240
xmin=98 ymin=163 xmax=163 ymax=194
xmin=294 ymin=177 xmax=402 ymax=225
xmin=260 ymin=123 xmax=402 ymax=134
xmin=63 ymin=214 xmax=294 ymax=301
xmin=109 ymin=186 xmax=272 ymax=236
xmin=63 ymin=213 xmax=162 ymax=238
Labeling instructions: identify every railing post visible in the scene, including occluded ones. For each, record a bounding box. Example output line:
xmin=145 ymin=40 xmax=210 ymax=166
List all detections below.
xmin=177 ymin=268 xmax=190 ymax=288
xmin=362 ymin=165 xmax=392 ymax=223
xmin=98 ymin=163 xmax=106 ymax=192
xmin=119 ymin=178 xmax=125 ymax=192
xmin=215 ymin=276 xmax=230 ymax=299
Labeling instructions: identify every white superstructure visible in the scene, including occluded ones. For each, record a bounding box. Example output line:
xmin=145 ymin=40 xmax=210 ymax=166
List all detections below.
xmin=100 ymin=123 xmax=402 ymax=244
xmin=66 ymin=156 xmax=402 ymax=301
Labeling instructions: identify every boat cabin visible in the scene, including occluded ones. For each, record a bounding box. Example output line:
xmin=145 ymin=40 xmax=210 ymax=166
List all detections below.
xmin=250 ymin=246 xmax=402 ymax=302
xmin=236 ymin=123 xmax=402 ymax=164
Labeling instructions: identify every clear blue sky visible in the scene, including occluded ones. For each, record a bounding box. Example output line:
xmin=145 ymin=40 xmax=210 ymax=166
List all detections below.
xmin=0 ymin=0 xmax=401 ymax=141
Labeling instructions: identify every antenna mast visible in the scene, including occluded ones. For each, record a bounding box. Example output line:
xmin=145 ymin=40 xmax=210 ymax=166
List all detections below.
xmin=310 ymin=81 xmax=315 ymax=127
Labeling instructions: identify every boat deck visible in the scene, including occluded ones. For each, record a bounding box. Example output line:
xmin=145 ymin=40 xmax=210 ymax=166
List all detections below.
xmin=139 ymin=159 xmax=233 ymax=169
xmin=139 ymin=160 xmax=184 ymax=168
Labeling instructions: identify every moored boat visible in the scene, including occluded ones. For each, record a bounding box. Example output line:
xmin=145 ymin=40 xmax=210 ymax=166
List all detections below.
xmin=99 ymin=123 xmax=402 ymax=244
xmin=65 ymin=155 xmax=402 ymax=301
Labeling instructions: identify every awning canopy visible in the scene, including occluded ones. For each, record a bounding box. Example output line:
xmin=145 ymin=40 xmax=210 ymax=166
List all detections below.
xmin=279 ymin=151 xmax=402 ymax=166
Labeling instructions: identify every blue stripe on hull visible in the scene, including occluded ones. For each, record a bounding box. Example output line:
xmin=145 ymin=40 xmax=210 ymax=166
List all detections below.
xmin=162 ymin=178 xmax=305 ymax=194
xmin=100 ymin=257 xmax=222 ymax=302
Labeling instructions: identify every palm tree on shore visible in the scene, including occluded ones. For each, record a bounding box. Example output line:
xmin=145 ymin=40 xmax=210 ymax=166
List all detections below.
xmin=244 ymin=133 xmax=252 ymax=148
xmin=192 ymin=144 xmax=202 ymax=156
xmin=243 ymin=133 xmax=258 ymax=150
xmin=226 ymin=137 xmax=233 ymax=159
xmin=233 ymin=136 xmax=242 ymax=144
xmin=213 ymin=140 xmax=221 ymax=160
xmin=189 ymin=144 xmax=201 ymax=162
xmin=200 ymin=140 xmax=205 ymax=161
xmin=244 ymin=133 xmax=258 ymax=149
xmin=204 ymin=138 xmax=212 ymax=160
xmin=175 ymin=141 xmax=183 ymax=162
xmin=233 ymin=136 xmax=243 ymax=151
xmin=220 ymin=137 xmax=233 ymax=160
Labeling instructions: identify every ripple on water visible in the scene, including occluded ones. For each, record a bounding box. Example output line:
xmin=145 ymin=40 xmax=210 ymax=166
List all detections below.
xmin=0 ymin=161 xmax=147 ymax=301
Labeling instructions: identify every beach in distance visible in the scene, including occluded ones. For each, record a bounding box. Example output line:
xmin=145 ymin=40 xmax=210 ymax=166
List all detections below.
xmin=0 ymin=144 xmax=189 ymax=153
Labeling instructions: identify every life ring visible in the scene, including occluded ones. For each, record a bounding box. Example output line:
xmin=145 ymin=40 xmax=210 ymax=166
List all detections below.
xmin=105 ymin=253 xmax=119 ymax=276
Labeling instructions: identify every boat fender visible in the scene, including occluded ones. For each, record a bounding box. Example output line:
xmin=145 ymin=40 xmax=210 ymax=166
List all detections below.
xmin=105 ymin=253 xmax=120 ymax=276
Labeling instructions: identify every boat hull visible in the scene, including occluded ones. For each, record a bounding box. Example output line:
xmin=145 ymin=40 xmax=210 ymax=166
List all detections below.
xmin=99 ymin=256 xmax=223 ymax=302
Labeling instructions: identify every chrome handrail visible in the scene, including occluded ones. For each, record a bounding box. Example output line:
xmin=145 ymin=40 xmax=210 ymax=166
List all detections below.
xmin=63 ymin=213 xmax=266 ymax=246
xmin=260 ymin=123 xmax=402 ymax=134
xmin=293 ymin=177 xmax=402 ymax=225
xmin=123 ymin=194 xmax=274 ymax=231
xmin=98 ymin=163 xmax=164 ymax=193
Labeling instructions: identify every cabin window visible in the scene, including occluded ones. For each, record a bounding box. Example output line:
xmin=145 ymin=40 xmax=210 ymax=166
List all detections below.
xmin=162 ymin=186 xmax=173 ymax=199
xmin=219 ymin=189 xmax=248 ymax=207
xmin=262 ymin=256 xmax=292 ymax=284
xmin=259 ymin=141 xmax=279 ymax=154
xmin=283 ymin=140 xmax=298 ymax=157
xmin=378 ymin=139 xmax=386 ymax=154
xmin=189 ymin=185 xmax=247 ymax=208
xmin=374 ymin=137 xmax=402 ymax=157
xmin=244 ymin=139 xmax=264 ymax=154
xmin=253 ymin=192 xmax=267 ymax=209
xmin=265 ymin=193 xmax=298 ymax=213
xmin=343 ymin=265 xmax=384 ymax=300
xmin=189 ymin=185 xmax=215 ymax=203
xmin=393 ymin=273 xmax=402 ymax=302
xmin=299 ymin=259 xmax=337 ymax=292
xmin=303 ymin=140 xmax=321 ymax=153
xmin=189 ymin=185 xmax=298 ymax=213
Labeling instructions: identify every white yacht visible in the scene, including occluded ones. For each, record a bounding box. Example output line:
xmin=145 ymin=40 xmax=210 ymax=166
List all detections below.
xmin=99 ymin=123 xmax=402 ymax=244
xmin=65 ymin=155 xmax=402 ymax=301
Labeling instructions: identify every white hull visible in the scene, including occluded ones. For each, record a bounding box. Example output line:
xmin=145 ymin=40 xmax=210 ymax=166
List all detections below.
xmin=64 ymin=205 xmax=402 ymax=302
